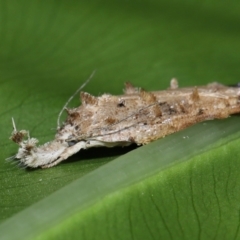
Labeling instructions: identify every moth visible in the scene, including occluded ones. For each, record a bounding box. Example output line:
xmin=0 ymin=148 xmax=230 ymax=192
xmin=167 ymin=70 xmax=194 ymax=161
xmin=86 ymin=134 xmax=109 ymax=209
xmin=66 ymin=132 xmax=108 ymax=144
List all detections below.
xmin=9 ymin=78 xmax=240 ymax=168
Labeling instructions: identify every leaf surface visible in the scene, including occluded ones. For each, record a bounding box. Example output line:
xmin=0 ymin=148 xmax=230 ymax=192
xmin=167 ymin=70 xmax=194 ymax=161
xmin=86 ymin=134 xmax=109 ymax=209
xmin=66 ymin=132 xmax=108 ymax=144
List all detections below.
xmin=1 ymin=0 xmax=240 ymax=239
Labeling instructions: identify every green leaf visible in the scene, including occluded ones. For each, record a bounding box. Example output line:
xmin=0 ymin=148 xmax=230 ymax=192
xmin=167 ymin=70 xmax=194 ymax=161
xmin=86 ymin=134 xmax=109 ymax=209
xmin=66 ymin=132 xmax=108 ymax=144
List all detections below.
xmin=1 ymin=118 xmax=240 ymax=239
xmin=1 ymin=0 xmax=240 ymax=239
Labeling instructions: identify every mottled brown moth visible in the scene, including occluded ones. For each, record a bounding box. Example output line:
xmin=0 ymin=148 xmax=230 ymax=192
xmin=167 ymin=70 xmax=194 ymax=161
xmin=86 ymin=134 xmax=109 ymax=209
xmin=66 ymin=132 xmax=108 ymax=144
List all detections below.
xmin=9 ymin=78 xmax=240 ymax=168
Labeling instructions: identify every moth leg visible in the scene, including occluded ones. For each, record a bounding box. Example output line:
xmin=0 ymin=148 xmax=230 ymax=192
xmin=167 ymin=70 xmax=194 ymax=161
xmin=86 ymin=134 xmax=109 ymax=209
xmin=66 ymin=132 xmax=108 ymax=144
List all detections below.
xmin=41 ymin=141 xmax=87 ymax=168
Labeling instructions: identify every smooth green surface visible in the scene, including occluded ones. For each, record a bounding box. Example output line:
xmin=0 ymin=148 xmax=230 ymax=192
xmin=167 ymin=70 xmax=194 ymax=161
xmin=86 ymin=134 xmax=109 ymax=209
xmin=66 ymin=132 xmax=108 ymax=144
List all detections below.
xmin=45 ymin=136 xmax=240 ymax=240
xmin=1 ymin=0 xmax=240 ymax=239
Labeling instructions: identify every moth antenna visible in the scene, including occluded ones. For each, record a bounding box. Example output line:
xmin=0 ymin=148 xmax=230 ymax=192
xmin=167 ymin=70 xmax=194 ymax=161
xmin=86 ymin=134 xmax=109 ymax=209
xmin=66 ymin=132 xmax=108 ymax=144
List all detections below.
xmin=12 ymin=117 xmax=17 ymax=131
xmin=57 ymin=70 xmax=96 ymax=129
xmin=27 ymin=131 xmax=30 ymax=139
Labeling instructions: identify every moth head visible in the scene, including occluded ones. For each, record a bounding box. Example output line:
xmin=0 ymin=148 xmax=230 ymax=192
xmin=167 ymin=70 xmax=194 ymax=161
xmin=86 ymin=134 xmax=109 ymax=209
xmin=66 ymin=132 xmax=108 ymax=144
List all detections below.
xmin=9 ymin=122 xmax=68 ymax=168
xmin=11 ymin=135 xmax=68 ymax=168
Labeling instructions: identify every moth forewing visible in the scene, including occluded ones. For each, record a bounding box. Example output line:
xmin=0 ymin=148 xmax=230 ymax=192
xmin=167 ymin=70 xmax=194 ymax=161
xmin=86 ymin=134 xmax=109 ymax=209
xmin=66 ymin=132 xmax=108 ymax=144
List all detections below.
xmin=9 ymin=80 xmax=240 ymax=168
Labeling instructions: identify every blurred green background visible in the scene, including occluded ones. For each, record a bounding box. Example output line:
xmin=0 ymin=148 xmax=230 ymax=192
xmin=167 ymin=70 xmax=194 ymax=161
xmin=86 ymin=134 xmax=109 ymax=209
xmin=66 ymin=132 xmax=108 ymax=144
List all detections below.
xmin=1 ymin=0 xmax=240 ymax=239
